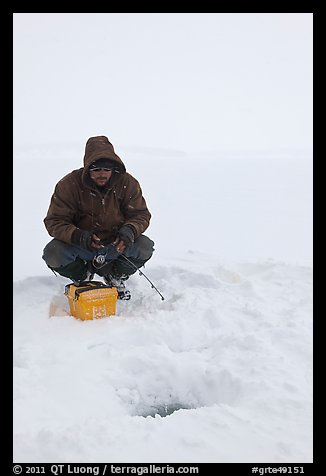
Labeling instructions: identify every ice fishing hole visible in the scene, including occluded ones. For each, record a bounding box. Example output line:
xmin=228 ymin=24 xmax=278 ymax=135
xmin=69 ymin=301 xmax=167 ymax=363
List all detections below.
xmin=135 ymin=402 xmax=193 ymax=418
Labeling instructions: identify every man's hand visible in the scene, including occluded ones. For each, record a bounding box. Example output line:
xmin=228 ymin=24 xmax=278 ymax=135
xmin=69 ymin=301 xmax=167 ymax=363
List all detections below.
xmin=88 ymin=233 xmax=105 ymax=250
xmin=73 ymin=229 xmax=104 ymax=250
xmin=113 ymin=225 xmax=135 ymax=253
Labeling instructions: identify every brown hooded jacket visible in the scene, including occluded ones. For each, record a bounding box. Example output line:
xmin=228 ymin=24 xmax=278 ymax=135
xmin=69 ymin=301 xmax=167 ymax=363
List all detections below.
xmin=43 ymin=136 xmax=151 ymax=244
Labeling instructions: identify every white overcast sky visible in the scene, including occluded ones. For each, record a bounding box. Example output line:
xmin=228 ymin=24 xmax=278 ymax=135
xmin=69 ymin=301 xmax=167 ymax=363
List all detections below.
xmin=13 ymin=13 xmax=313 ymax=155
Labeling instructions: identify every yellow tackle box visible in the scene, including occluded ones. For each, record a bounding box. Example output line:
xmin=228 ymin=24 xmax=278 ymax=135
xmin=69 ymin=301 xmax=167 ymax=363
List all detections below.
xmin=64 ymin=281 xmax=118 ymax=320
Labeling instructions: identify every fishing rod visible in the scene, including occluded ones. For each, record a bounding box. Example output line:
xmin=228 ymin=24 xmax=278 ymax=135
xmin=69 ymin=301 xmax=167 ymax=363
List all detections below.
xmin=120 ymin=254 xmax=165 ymax=301
xmin=92 ymin=245 xmax=165 ymax=301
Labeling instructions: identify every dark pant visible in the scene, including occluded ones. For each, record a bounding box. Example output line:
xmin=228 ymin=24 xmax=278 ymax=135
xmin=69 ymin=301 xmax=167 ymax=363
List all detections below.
xmin=42 ymin=235 xmax=155 ymax=282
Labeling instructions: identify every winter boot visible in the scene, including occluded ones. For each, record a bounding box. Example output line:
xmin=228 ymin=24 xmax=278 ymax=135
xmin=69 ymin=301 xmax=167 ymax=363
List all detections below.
xmin=104 ymin=274 xmax=131 ymax=300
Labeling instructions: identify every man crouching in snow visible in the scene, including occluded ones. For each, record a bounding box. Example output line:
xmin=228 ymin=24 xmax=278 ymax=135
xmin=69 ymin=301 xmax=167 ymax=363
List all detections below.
xmin=42 ymin=135 xmax=154 ymax=300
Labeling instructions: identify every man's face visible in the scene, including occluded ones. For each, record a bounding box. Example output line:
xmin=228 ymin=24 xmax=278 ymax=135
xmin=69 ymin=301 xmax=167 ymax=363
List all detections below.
xmin=89 ymin=168 xmax=113 ymax=187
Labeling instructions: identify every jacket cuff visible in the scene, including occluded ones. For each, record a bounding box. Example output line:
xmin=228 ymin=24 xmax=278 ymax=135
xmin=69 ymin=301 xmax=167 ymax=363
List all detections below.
xmin=71 ymin=228 xmax=83 ymax=245
xmin=123 ymin=224 xmax=137 ymax=238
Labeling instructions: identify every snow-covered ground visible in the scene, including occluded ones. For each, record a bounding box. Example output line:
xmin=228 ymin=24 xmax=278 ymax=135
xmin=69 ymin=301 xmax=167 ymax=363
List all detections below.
xmin=13 ymin=12 xmax=313 ymax=463
xmin=13 ymin=145 xmax=313 ymax=462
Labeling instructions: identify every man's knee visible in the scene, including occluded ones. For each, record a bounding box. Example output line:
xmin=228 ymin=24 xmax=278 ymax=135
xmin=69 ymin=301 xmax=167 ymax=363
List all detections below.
xmin=43 ymin=239 xmax=89 ymax=281
xmin=42 ymin=239 xmax=78 ymax=268
xmin=43 ymin=239 xmax=65 ymax=268
xmin=127 ymin=235 xmax=154 ymax=261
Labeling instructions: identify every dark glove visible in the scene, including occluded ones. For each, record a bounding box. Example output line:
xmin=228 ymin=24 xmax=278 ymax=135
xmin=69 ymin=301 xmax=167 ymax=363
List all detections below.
xmin=72 ymin=229 xmax=103 ymax=250
xmin=115 ymin=225 xmax=135 ymax=251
